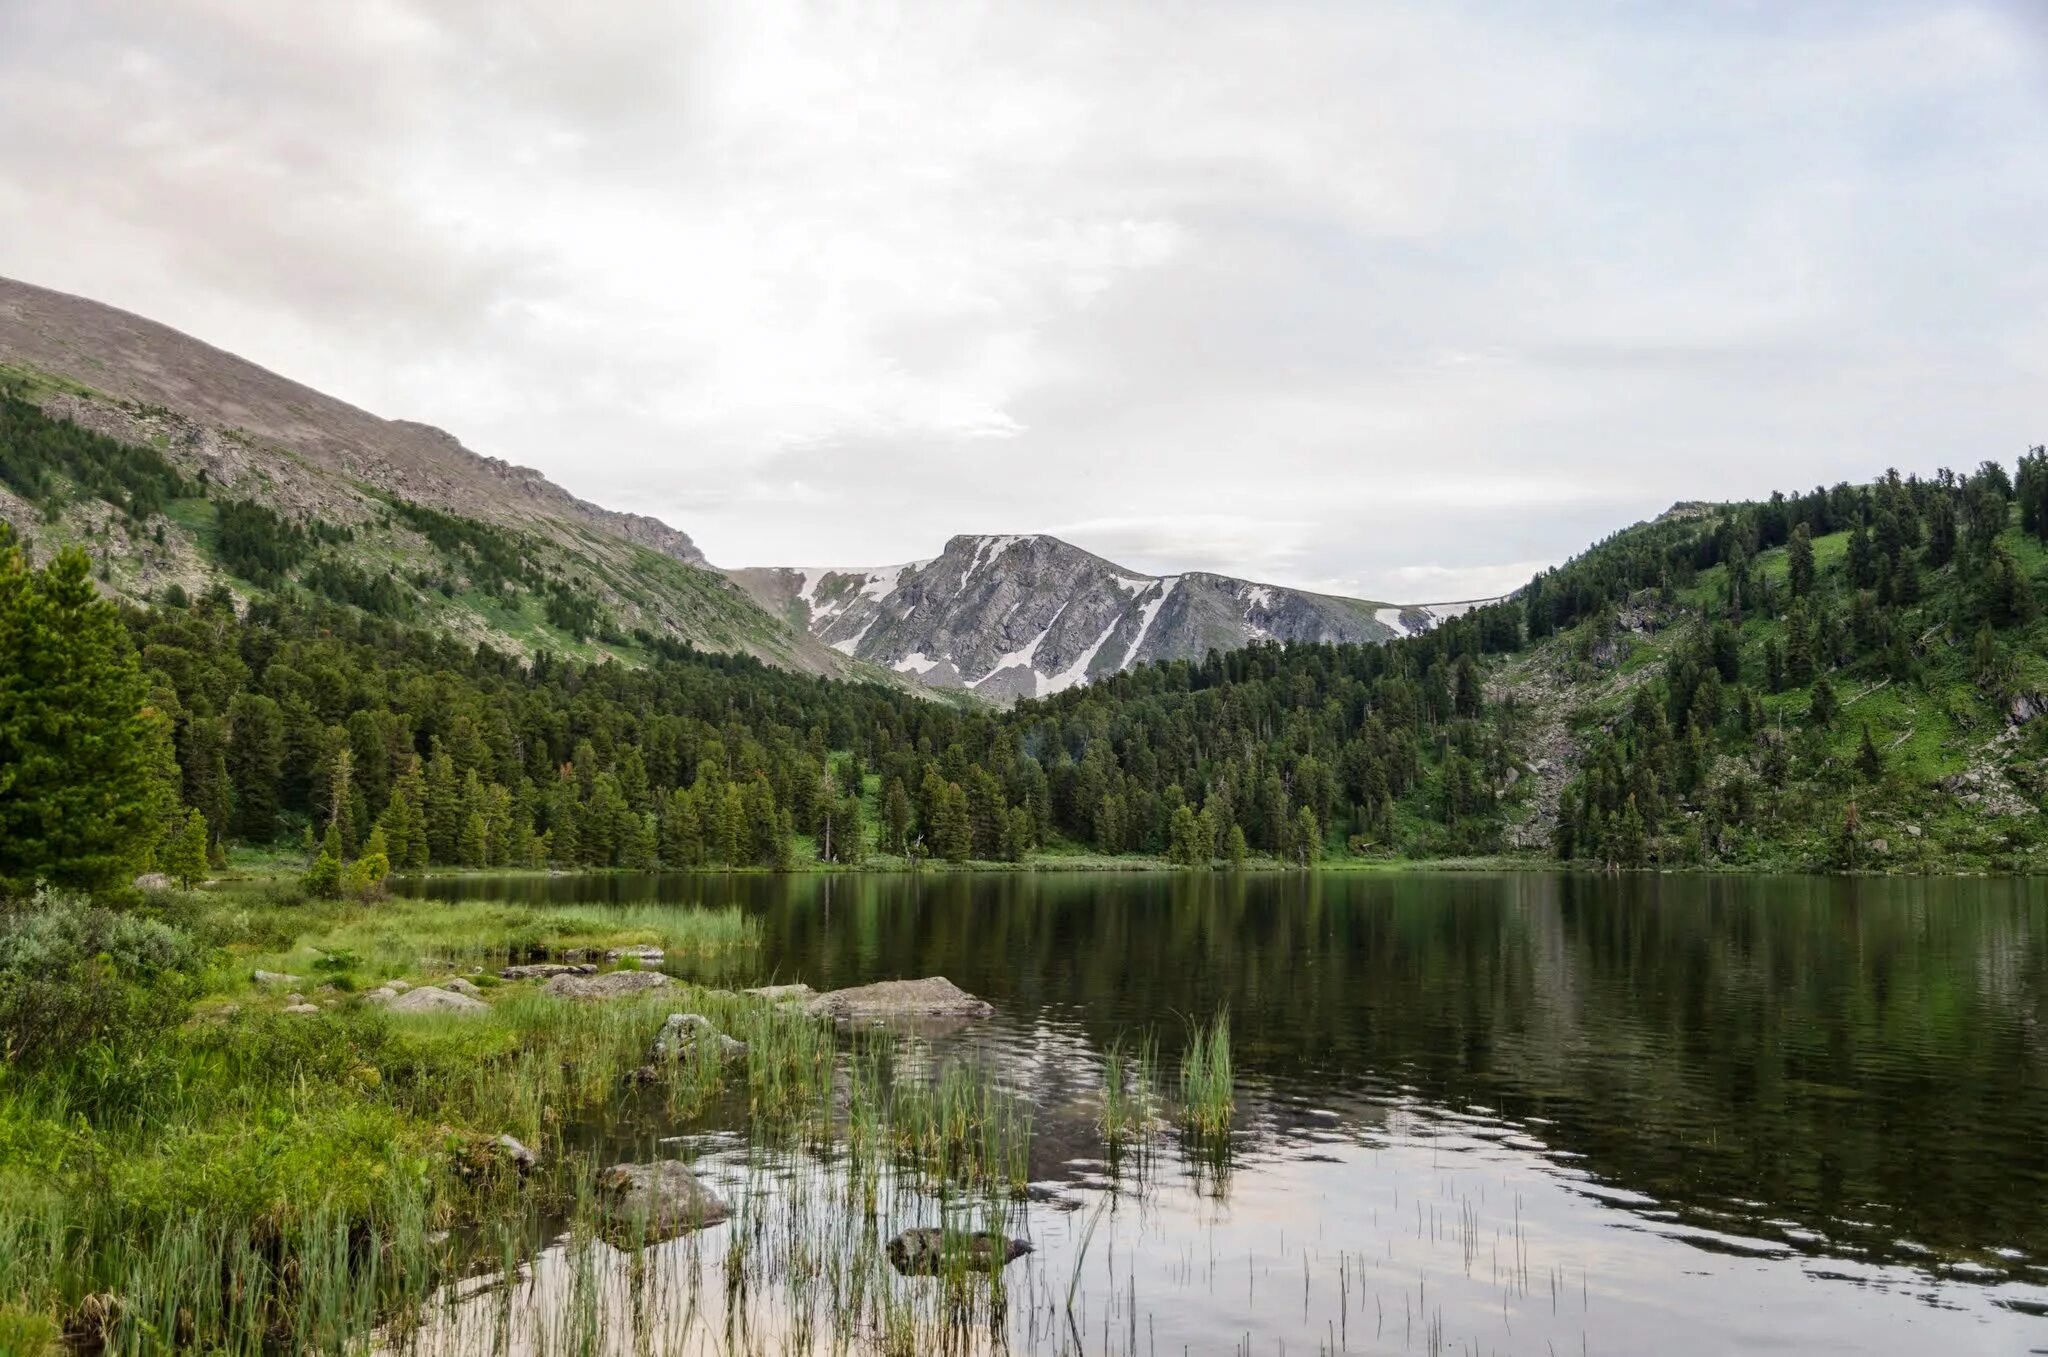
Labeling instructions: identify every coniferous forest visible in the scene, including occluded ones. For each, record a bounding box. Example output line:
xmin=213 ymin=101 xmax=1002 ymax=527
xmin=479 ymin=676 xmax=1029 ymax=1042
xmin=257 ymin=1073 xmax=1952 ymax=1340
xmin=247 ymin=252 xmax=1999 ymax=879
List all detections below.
xmin=7 ymin=383 xmax=2048 ymax=891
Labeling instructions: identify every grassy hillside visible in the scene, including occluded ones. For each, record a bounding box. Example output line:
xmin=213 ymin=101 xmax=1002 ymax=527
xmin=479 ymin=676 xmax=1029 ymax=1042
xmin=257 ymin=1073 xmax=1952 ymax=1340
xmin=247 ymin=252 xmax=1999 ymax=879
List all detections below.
xmin=1488 ymin=462 xmax=2048 ymax=872
xmin=0 ymin=377 xmax=849 ymax=674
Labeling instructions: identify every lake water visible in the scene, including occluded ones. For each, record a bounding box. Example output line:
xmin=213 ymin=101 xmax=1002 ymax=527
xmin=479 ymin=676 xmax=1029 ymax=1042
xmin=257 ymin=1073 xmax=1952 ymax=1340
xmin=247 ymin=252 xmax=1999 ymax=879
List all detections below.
xmin=399 ymin=870 xmax=2048 ymax=1355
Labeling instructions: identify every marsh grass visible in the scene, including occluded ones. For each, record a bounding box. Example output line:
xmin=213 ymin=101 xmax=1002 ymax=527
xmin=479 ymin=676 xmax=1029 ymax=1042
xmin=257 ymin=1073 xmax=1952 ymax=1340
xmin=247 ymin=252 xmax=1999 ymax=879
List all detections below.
xmin=1100 ymin=1034 xmax=1160 ymax=1172
xmin=1178 ymin=1009 xmax=1235 ymax=1139
xmin=0 ymin=889 xmax=1073 ymax=1355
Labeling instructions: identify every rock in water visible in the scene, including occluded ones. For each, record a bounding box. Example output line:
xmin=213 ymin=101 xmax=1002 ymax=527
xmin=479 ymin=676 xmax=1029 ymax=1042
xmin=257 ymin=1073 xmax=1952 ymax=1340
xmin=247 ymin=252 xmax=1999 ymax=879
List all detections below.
xmin=744 ymin=983 xmax=814 ymax=1002
xmin=501 ymin=962 xmax=598 ymax=981
xmin=652 ymin=1012 xmax=747 ymax=1062
xmin=381 ymin=985 xmax=489 ymax=1014
xmin=886 ymin=1227 xmax=1032 ymax=1275
xmin=805 ymin=977 xmax=993 ymax=1022
xmin=544 ymin=970 xmax=672 ymax=1000
xmin=598 ymin=1161 xmax=730 ymax=1244
xmin=605 ymin=945 xmax=666 ymax=964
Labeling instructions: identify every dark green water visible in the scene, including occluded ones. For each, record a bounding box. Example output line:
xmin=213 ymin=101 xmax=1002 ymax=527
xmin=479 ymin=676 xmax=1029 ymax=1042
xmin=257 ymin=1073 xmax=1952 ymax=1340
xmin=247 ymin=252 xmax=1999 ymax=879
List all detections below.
xmin=403 ymin=870 xmax=2048 ymax=1353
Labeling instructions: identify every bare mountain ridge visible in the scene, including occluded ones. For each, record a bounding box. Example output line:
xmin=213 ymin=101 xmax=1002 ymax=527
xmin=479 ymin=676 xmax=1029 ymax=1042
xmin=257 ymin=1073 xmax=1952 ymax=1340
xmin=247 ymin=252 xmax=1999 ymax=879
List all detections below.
xmin=0 ymin=275 xmax=870 ymax=674
xmin=0 ymin=276 xmax=705 ymax=567
xmin=732 ymin=534 xmax=1481 ymax=701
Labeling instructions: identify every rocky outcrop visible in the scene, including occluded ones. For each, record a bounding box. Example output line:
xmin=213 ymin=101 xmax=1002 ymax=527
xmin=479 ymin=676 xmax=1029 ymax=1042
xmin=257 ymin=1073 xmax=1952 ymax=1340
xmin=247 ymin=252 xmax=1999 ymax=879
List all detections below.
xmin=651 ymin=1013 xmax=747 ymax=1062
xmin=731 ymin=535 xmax=1399 ymax=701
xmin=501 ymin=962 xmax=597 ymax=981
xmin=805 ymin=977 xmax=993 ymax=1022
xmin=598 ymin=1161 xmax=730 ymax=1244
xmin=543 ymin=969 xmax=672 ymax=1000
xmin=886 ymin=1228 xmax=1031 ymax=1275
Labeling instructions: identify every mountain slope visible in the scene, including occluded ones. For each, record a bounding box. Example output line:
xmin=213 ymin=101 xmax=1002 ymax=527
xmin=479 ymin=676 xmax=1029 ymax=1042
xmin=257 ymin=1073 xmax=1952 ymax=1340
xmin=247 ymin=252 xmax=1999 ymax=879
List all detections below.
xmin=732 ymin=533 xmax=1403 ymax=699
xmin=0 ymin=276 xmax=860 ymax=675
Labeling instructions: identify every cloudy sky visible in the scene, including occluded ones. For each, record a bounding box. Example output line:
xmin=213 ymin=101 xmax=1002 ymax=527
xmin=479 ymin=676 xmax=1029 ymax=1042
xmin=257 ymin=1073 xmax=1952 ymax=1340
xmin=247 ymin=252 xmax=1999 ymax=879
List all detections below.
xmin=4 ymin=1 xmax=2045 ymax=601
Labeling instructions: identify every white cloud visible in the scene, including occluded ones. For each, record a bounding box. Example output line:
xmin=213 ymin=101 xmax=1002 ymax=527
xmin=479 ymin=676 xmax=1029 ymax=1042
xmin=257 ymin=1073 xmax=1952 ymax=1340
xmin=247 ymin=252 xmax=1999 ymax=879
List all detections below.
xmin=2 ymin=1 xmax=2045 ymax=600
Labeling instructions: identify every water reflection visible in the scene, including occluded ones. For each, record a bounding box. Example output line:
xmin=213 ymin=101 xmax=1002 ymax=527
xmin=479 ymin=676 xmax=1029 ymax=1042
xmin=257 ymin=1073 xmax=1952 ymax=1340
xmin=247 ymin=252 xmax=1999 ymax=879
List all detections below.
xmin=401 ymin=869 xmax=2048 ymax=1345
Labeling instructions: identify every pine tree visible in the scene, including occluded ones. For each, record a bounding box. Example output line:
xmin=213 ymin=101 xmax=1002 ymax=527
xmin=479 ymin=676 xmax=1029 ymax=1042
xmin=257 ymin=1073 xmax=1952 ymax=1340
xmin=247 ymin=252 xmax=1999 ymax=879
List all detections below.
xmin=423 ymin=748 xmax=460 ymax=865
xmin=1291 ymin=805 xmax=1323 ymax=867
xmin=303 ymin=822 xmax=343 ymax=898
xmin=1225 ymin=823 xmax=1248 ymax=866
xmin=164 ymin=807 xmax=210 ymax=889
xmin=225 ymin=692 xmax=285 ymax=843
xmin=0 ymin=546 xmax=160 ymax=892
xmin=1167 ymin=803 xmax=1205 ymax=866
xmin=882 ymin=778 xmax=912 ymax=855
xmin=458 ymin=810 xmax=489 ymax=868
xmin=1810 ymin=674 xmax=1838 ymax=728
xmin=380 ymin=755 xmax=429 ymax=871
xmin=660 ymin=786 xmax=703 ymax=868
xmin=935 ymin=781 xmax=972 ymax=862
xmin=1787 ymin=523 xmax=1815 ymax=597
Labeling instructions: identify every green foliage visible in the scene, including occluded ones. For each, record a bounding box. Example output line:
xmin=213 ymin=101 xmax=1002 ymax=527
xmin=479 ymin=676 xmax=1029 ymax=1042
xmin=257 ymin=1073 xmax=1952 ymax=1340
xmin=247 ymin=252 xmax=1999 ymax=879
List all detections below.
xmin=0 ymin=887 xmax=200 ymax=1078
xmin=0 ymin=546 xmax=160 ymax=893
xmin=0 ymin=389 xmax=192 ymax=522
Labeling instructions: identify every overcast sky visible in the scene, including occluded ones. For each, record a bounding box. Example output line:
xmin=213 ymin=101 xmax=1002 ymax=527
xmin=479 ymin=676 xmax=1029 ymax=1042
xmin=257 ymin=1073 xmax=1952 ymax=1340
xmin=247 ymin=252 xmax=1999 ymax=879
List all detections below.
xmin=4 ymin=2 xmax=2045 ymax=601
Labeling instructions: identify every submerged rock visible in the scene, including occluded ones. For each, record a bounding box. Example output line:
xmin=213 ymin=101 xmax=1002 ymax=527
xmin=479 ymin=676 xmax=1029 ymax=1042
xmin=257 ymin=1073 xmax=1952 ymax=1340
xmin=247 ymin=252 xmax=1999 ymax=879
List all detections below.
xmin=544 ymin=969 xmax=672 ymax=1000
xmin=447 ymin=1130 xmax=537 ymax=1179
xmin=805 ymin=977 xmax=993 ymax=1023
xmin=652 ymin=1012 xmax=747 ymax=1062
xmin=380 ymin=985 xmax=489 ymax=1014
xmin=606 ymin=945 xmax=666 ymax=964
xmin=598 ymin=1161 xmax=730 ymax=1244
xmin=501 ymin=962 xmax=598 ymax=981
xmin=886 ymin=1227 xmax=1031 ymax=1275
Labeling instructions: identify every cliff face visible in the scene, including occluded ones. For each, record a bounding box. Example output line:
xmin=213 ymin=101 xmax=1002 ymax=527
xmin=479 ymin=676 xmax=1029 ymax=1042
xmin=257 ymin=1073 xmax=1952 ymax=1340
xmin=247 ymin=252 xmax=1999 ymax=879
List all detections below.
xmin=732 ymin=534 xmax=1401 ymax=700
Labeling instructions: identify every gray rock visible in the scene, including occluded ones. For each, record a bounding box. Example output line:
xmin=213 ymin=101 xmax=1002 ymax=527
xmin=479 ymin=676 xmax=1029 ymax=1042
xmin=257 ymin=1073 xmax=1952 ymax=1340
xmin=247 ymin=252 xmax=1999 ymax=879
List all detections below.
xmin=543 ymin=969 xmax=672 ymax=1000
xmin=598 ymin=1161 xmax=730 ymax=1244
xmin=364 ymin=986 xmax=399 ymax=1003
xmin=388 ymin=980 xmax=412 ymax=993
xmin=886 ymin=1227 xmax=1031 ymax=1275
xmin=805 ymin=977 xmax=993 ymax=1023
xmin=281 ymin=1003 xmax=320 ymax=1015
xmin=652 ymin=1012 xmax=747 ymax=1062
xmin=502 ymin=962 xmax=599 ymax=981
xmin=252 ymin=970 xmax=301 ymax=987
xmin=132 ymin=872 xmax=173 ymax=892
xmin=744 ymin=983 xmax=815 ymax=1002
xmin=442 ymin=977 xmax=484 ymax=999
xmin=605 ymin=945 xmax=666 ymax=964
xmin=381 ymin=985 xmax=489 ymax=1014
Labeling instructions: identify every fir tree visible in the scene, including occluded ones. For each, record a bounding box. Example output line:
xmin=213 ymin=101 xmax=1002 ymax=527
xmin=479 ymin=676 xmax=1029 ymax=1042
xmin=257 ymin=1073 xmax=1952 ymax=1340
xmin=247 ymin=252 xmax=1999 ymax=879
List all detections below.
xmin=0 ymin=545 xmax=160 ymax=892
xmin=164 ymin=807 xmax=210 ymax=889
xmin=1787 ymin=522 xmax=1815 ymax=597
xmin=225 ymin=692 xmax=285 ymax=843
xmin=1857 ymin=722 xmax=1885 ymax=782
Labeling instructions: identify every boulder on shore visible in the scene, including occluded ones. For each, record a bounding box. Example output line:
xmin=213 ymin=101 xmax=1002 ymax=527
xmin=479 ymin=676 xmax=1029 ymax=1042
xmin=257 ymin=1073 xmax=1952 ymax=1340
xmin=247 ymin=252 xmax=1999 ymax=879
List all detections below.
xmin=804 ymin=977 xmax=993 ymax=1023
xmin=886 ymin=1227 xmax=1031 ymax=1275
xmin=544 ymin=969 xmax=672 ymax=1000
xmin=379 ymin=985 xmax=489 ymax=1014
xmin=501 ymin=962 xmax=598 ymax=981
xmin=598 ymin=1161 xmax=730 ymax=1244
xmin=652 ymin=1012 xmax=747 ymax=1062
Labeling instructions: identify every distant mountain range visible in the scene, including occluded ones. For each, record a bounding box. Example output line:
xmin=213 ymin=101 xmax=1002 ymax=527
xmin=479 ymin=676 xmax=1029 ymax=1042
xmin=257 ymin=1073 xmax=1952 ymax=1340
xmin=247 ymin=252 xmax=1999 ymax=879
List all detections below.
xmin=733 ymin=538 xmax=1493 ymax=699
xmin=0 ymin=274 xmax=1489 ymax=699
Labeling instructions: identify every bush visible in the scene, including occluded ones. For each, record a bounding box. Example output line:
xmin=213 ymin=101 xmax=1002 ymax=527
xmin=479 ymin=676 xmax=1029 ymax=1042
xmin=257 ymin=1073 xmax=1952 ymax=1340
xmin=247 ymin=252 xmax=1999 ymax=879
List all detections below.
xmin=0 ymin=889 xmax=203 ymax=1105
